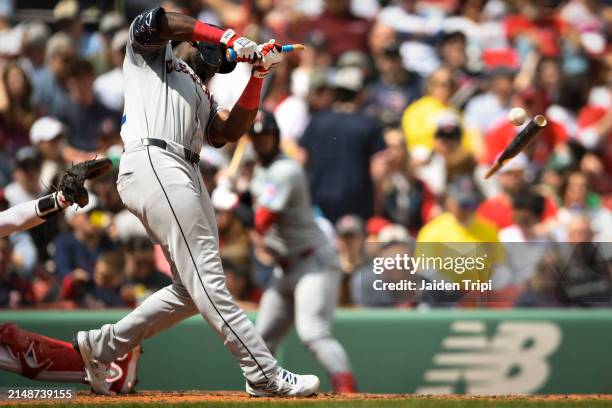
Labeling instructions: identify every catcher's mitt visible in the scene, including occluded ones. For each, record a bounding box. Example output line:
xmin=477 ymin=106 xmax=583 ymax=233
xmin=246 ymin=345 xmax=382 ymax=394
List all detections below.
xmin=59 ymin=158 xmax=113 ymax=208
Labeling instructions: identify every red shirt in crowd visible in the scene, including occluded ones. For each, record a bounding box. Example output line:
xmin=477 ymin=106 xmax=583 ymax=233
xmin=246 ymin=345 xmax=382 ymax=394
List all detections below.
xmin=477 ymin=193 xmax=558 ymax=230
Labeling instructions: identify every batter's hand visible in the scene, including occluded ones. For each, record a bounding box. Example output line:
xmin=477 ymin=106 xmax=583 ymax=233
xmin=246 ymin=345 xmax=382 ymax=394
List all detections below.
xmin=253 ymin=40 xmax=282 ymax=78
xmin=220 ymin=29 xmax=259 ymax=62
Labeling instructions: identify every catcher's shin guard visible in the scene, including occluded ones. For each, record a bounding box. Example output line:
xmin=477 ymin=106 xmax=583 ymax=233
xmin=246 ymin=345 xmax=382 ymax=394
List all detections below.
xmin=0 ymin=323 xmax=140 ymax=394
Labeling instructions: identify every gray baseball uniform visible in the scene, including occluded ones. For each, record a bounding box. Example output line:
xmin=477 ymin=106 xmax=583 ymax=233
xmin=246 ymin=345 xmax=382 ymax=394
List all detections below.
xmin=82 ymin=8 xmax=278 ymax=386
xmin=250 ymin=153 xmax=352 ymax=376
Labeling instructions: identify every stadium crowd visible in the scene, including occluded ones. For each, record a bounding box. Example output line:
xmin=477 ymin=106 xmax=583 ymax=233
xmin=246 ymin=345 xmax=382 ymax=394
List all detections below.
xmin=0 ymin=0 xmax=610 ymax=310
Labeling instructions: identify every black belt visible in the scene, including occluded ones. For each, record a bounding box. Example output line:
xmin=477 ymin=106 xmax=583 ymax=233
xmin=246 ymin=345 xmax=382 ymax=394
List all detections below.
xmin=141 ymin=138 xmax=200 ymax=165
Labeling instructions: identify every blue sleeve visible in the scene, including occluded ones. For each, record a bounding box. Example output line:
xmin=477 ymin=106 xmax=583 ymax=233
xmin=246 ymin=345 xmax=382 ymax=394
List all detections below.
xmin=130 ymin=7 xmax=167 ymax=53
xmin=369 ymin=120 xmax=385 ymax=156
xmin=53 ymin=235 xmax=73 ymax=278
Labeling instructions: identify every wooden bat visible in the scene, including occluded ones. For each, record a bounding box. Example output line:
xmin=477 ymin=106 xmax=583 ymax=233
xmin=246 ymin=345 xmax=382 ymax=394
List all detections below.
xmin=226 ymin=136 xmax=249 ymax=181
xmin=484 ymin=115 xmax=548 ymax=179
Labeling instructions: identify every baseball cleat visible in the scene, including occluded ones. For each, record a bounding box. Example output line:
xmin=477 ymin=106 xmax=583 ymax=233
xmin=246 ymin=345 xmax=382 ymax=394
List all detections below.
xmin=74 ymin=331 xmax=110 ymax=395
xmin=246 ymin=367 xmax=319 ymax=397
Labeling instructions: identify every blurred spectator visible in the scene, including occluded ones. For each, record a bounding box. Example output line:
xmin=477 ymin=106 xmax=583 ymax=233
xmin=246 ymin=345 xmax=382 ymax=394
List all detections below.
xmin=477 ymin=154 xmax=558 ymax=230
xmin=417 ymin=176 xmax=498 ymax=243
xmin=493 ymin=190 xmax=553 ymax=293
xmin=554 ymin=171 xmax=612 ymax=241
xmin=0 ymin=63 xmax=37 ymax=152
xmin=350 ymin=227 xmax=415 ymax=307
xmin=305 ymin=70 xmax=334 ymax=114
xmin=29 ymin=117 xmax=65 ymax=188
xmin=212 ymin=187 xmax=251 ymax=269
xmin=438 ymin=31 xmax=474 ymax=83
xmin=416 ymin=176 xmax=503 ymax=286
xmin=93 ymin=29 xmax=128 ymax=115
xmin=53 ymin=194 xmax=117 ymax=279
xmin=374 ymin=128 xmax=438 ymax=234
xmin=223 ymin=259 xmax=257 ymax=303
xmin=376 ymin=0 xmax=440 ymax=75
xmin=61 ymin=250 xmax=126 ymax=308
xmin=300 ymin=67 xmax=385 ymax=223
xmin=546 ymin=75 xmax=591 ymax=141
xmin=121 ymin=236 xmax=171 ymax=307
xmin=500 ymin=190 xmax=551 ymax=243
xmin=308 ymin=0 xmax=371 ymax=60
xmin=464 ymin=66 xmax=515 ymax=136
xmin=34 ymin=32 xmax=75 ymax=115
xmin=91 ymin=12 xmax=127 ymax=75
xmin=517 ymin=216 xmax=611 ymax=307
xmin=442 ymin=0 xmax=508 ymax=69
xmin=4 ymin=147 xmax=43 ymax=206
xmin=19 ymin=21 xmax=51 ymax=93
xmin=199 ymin=146 xmax=228 ymax=193
xmin=92 ymin=169 xmax=124 ymax=215
xmin=335 ymin=214 xmax=366 ymax=305
xmin=0 ymin=236 xmax=34 ymax=308
xmin=53 ymin=0 xmax=103 ymax=59
xmin=505 ymin=0 xmax=564 ymax=60
xmin=53 ymin=58 xmax=116 ymax=152
xmin=365 ymin=42 xmax=423 ymax=126
xmin=415 ymin=111 xmax=476 ymax=195
xmin=402 ymin=67 xmax=476 ymax=161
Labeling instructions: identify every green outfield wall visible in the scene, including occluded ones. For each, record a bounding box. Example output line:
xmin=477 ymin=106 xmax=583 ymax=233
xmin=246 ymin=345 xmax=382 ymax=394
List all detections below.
xmin=1 ymin=309 xmax=611 ymax=394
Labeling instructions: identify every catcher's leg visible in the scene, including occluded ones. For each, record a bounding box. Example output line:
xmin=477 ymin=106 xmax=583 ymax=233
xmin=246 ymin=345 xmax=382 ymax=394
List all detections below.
xmin=255 ymin=278 xmax=295 ymax=355
xmin=0 ymin=323 xmax=141 ymax=393
xmin=293 ymin=258 xmax=356 ymax=392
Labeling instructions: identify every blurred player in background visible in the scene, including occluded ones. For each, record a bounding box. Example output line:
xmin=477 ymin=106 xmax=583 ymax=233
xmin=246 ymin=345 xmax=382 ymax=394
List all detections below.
xmin=249 ymin=111 xmax=357 ymax=393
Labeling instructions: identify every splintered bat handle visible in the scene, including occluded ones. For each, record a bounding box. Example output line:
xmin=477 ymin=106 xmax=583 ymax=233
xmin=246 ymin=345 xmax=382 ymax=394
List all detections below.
xmin=484 ymin=115 xmax=548 ymax=179
xmin=484 ymin=162 xmax=503 ymax=179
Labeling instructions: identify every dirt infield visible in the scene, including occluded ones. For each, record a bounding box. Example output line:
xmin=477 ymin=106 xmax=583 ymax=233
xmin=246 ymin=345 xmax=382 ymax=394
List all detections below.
xmin=4 ymin=391 xmax=612 ymax=406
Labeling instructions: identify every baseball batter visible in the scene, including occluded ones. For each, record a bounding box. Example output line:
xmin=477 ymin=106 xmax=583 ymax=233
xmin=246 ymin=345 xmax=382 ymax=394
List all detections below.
xmin=248 ymin=111 xmax=357 ymax=393
xmin=74 ymin=7 xmax=319 ymax=397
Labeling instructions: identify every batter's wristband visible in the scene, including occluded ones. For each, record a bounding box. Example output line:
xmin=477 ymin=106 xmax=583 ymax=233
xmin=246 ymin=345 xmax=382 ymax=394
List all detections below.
xmin=237 ymin=75 xmax=263 ymax=110
xmin=192 ymin=21 xmax=224 ymax=43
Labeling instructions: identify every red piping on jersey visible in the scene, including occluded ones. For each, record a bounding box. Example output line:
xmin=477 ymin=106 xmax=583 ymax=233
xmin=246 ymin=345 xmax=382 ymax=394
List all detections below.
xmin=192 ymin=21 xmax=224 ymax=43
xmin=237 ymin=76 xmax=263 ymax=110
xmin=254 ymin=207 xmax=279 ymax=234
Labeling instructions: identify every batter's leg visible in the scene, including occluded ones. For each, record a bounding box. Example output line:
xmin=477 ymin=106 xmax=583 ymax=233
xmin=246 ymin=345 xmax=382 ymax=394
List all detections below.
xmin=293 ymin=260 xmax=354 ymax=388
xmin=86 ymin=283 xmax=198 ymax=364
xmin=108 ymin=149 xmax=277 ymax=384
xmin=255 ymin=280 xmax=295 ymax=355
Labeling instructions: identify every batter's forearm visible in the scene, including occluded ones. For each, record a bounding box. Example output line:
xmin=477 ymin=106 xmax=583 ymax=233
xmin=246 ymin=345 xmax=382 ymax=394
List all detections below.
xmin=222 ymin=106 xmax=258 ymax=143
xmin=209 ymin=76 xmax=263 ymax=143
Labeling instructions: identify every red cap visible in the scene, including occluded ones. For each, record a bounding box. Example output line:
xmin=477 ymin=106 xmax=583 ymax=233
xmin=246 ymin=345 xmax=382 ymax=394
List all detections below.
xmin=366 ymin=216 xmax=391 ymax=236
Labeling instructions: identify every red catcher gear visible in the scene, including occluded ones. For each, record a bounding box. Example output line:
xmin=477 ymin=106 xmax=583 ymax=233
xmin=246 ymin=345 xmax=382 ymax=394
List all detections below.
xmin=0 ymin=323 xmax=141 ymax=394
xmin=331 ymin=372 xmax=358 ymax=393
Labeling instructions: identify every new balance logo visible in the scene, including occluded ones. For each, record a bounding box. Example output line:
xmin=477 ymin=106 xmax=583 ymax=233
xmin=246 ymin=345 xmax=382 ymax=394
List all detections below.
xmin=417 ymin=321 xmax=561 ymax=395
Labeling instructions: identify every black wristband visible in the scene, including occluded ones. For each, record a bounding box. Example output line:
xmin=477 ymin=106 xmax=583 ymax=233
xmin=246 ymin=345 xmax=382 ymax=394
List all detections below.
xmin=36 ymin=193 xmax=63 ymax=220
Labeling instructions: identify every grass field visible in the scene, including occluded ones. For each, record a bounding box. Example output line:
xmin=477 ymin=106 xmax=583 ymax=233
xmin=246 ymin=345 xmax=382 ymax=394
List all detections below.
xmin=5 ymin=392 xmax=612 ymax=408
